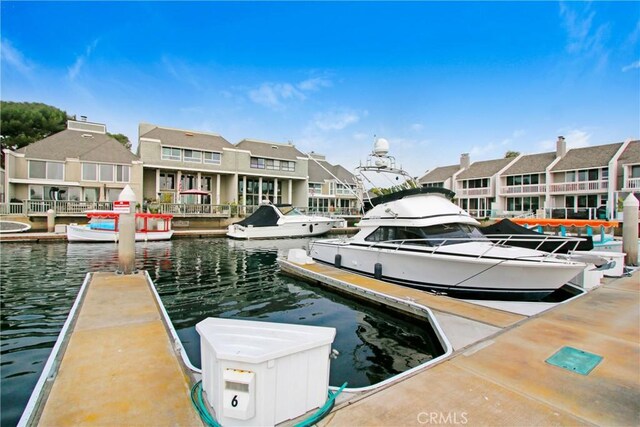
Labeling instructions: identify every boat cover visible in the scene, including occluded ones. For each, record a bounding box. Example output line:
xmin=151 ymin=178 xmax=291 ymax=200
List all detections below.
xmin=235 ymin=205 xmax=280 ymax=227
xmin=481 ymin=218 xmax=593 ymax=253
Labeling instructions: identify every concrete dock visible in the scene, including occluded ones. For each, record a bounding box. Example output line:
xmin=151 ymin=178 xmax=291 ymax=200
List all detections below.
xmin=25 ymin=272 xmax=202 ymax=426
xmin=292 ymin=266 xmax=637 ymax=426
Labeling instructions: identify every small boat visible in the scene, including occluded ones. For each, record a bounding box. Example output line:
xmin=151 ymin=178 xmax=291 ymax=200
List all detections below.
xmin=227 ymin=202 xmax=345 ymax=239
xmin=67 ymin=211 xmax=174 ymax=242
xmin=310 ymin=188 xmax=587 ymax=301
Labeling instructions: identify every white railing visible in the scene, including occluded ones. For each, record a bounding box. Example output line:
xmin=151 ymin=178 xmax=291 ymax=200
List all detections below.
xmin=549 ymin=180 xmax=608 ymax=193
xmin=24 ymin=200 xmax=114 ymax=215
xmin=500 ymin=184 xmax=546 ymax=195
xmin=157 ymin=203 xmax=231 ymax=217
xmin=0 ymin=203 xmax=26 ymax=215
xmin=624 ymin=177 xmax=640 ymax=190
xmin=458 ymin=188 xmax=492 ymax=197
xmin=543 ymin=207 xmax=600 ymax=220
xmin=307 ymin=207 xmax=362 ymax=217
xmin=466 ymin=209 xmax=492 ymax=219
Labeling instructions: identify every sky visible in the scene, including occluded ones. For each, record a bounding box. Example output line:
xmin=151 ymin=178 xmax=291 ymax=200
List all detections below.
xmin=1 ymin=1 xmax=639 ymax=180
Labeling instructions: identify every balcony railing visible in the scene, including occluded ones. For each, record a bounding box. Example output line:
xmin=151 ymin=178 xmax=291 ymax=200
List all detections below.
xmin=549 ymin=180 xmax=608 ymax=193
xmin=458 ymin=188 xmax=492 ymax=197
xmin=500 ymin=184 xmax=546 ymax=195
xmin=624 ymin=177 xmax=640 ymax=190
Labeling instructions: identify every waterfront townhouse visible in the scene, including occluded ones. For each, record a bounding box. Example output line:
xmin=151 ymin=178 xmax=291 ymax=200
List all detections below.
xmin=234 ymin=139 xmax=309 ymax=207
xmin=547 ymin=139 xmax=624 ymax=219
xmin=418 ymin=163 xmax=462 ymax=190
xmin=454 ymin=155 xmax=519 ymax=218
xmin=3 ymin=119 xmax=142 ymax=215
xmin=137 ymin=123 xmax=237 ymax=207
xmin=499 ymin=151 xmax=556 ymax=216
xmin=617 ymin=140 xmax=640 ymax=198
xmin=307 ymin=152 xmax=361 ymax=214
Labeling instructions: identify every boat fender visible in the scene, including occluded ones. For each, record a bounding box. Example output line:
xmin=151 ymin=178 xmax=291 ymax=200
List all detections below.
xmin=374 ymin=263 xmax=383 ymax=279
xmin=334 ymin=254 xmax=342 ymax=268
xmin=309 ymin=224 xmax=314 ymax=233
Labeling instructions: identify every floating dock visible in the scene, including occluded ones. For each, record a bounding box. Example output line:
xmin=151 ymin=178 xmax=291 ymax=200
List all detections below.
xmin=19 ymin=260 xmax=639 ymax=426
xmin=19 ymin=272 xmax=202 ymax=426
xmin=280 ymin=260 xmax=639 ymax=426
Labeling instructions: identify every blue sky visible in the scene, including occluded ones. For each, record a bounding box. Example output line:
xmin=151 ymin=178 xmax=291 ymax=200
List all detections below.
xmin=2 ymin=1 xmax=639 ymax=178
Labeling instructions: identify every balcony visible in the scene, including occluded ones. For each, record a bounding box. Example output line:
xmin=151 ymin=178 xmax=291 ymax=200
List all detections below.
xmin=458 ymin=187 xmax=491 ymax=197
xmin=623 ymin=177 xmax=640 ymax=190
xmin=549 ymin=180 xmax=608 ymax=194
xmin=500 ymin=184 xmax=546 ymax=195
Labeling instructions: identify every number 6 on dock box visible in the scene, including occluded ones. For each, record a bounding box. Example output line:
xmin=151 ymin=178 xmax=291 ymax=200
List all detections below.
xmin=223 ymin=369 xmax=255 ymax=420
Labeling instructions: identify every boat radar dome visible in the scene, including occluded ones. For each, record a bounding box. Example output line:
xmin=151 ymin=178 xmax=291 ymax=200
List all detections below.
xmin=373 ymin=138 xmax=389 ymax=156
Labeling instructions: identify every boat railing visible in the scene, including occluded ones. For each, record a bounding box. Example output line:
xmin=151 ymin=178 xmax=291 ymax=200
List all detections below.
xmin=362 ymin=234 xmax=588 ymax=262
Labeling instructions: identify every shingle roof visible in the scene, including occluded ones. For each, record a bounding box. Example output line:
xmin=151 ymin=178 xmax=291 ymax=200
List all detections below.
xmin=308 ymin=158 xmax=356 ymax=183
xmin=617 ymin=140 xmax=640 ymax=165
xmin=236 ymin=139 xmax=305 ymax=161
xmin=457 ymin=158 xmax=513 ymax=179
xmin=418 ymin=164 xmax=460 ymax=183
xmin=551 ymin=142 xmax=623 ymax=171
xmin=15 ymin=129 xmax=138 ymax=163
xmin=503 ymin=152 xmax=556 ymax=175
xmin=140 ymin=127 xmax=234 ymax=152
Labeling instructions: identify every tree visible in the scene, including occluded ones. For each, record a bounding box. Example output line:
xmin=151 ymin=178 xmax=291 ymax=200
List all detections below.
xmin=107 ymin=132 xmax=132 ymax=150
xmin=0 ymin=101 xmax=69 ymax=151
xmin=505 ymin=150 xmax=520 ymax=158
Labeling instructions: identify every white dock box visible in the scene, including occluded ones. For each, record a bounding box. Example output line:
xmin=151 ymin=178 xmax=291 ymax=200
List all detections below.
xmin=196 ymin=318 xmax=336 ymax=427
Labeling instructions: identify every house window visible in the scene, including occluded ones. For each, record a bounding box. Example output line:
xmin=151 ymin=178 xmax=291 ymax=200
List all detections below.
xmin=84 ymin=188 xmax=99 ymax=202
xmin=106 ymin=188 xmax=121 ymax=201
xmin=116 ymin=165 xmax=130 ymax=182
xmin=82 ymin=163 xmax=98 ymax=181
xmin=29 ymin=185 xmax=44 ymax=200
xmin=160 ymin=173 xmax=175 ymax=190
xmin=281 ymin=161 xmax=295 ymax=172
xmin=181 ymin=174 xmax=196 ymax=191
xmin=162 ymin=147 xmax=181 ymax=161
xmin=28 ymin=161 xmax=63 ymax=180
xmin=631 ymin=165 xmax=640 ymax=178
xmin=99 ymin=164 xmax=114 ymax=182
xmin=588 ymin=169 xmax=599 ymax=181
xmin=250 ymin=157 xmax=266 ymax=169
xmin=68 ymin=187 xmax=81 ymax=201
xmin=184 ymin=150 xmax=202 ymax=163
xmin=204 ymin=152 xmax=221 ymax=165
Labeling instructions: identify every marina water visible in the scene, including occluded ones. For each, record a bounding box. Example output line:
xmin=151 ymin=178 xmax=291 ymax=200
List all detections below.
xmin=0 ymin=238 xmax=443 ymax=427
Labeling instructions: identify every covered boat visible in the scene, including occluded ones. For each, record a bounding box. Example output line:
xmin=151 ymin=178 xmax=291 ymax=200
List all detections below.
xmin=310 ymin=188 xmax=587 ymax=301
xmin=67 ymin=211 xmax=174 ymax=242
xmin=227 ymin=203 xmax=345 ymax=239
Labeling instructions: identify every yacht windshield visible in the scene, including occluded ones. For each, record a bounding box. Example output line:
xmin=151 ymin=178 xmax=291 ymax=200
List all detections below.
xmin=364 ymin=223 xmax=487 ymax=246
xmin=279 ymin=206 xmax=303 ymax=216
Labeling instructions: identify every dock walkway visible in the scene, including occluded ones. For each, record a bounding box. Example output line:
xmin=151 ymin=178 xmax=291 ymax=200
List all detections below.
xmin=33 ymin=272 xmax=201 ymax=426
xmin=317 ymin=272 xmax=639 ymax=426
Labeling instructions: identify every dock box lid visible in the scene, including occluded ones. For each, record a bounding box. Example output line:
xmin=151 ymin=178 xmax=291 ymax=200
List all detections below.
xmin=196 ymin=318 xmax=336 ymax=364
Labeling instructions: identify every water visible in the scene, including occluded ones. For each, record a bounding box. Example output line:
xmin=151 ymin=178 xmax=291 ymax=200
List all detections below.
xmin=0 ymin=238 xmax=443 ymax=427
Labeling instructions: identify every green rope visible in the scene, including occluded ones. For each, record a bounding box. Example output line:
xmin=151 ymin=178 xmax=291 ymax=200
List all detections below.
xmin=190 ymin=380 xmax=348 ymax=427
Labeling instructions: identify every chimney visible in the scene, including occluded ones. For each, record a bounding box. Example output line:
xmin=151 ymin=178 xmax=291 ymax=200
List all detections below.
xmin=556 ymin=136 xmax=566 ymax=158
xmin=460 ymin=153 xmax=470 ymax=169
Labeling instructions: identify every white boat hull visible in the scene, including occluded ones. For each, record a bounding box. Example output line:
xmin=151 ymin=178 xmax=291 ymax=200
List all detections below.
xmin=227 ymin=220 xmax=337 ymax=239
xmin=311 ymin=240 xmax=586 ymax=299
xmin=67 ymin=224 xmax=174 ymax=242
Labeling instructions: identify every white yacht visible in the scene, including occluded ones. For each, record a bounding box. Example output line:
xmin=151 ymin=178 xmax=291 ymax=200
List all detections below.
xmin=227 ymin=203 xmax=345 ymax=239
xmin=310 ymin=188 xmax=587 ymax=300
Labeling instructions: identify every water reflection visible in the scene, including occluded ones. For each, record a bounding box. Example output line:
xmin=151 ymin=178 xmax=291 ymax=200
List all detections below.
xmin=1 ymin=238 xmax=442 ymax=427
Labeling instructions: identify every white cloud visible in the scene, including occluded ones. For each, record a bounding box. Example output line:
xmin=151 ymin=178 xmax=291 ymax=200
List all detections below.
xmin=410 ymin=123 xmax=424 ymax=132
xmin=313 ymin=109 xmax=361 ymax=131
xmin=297 ymin=76 xmax=332 ymax=91
xmin=622 ymin=60 xmax=640 ymax=72
xmin=1 ymin=38 xmax=33 ymax=74
xmin=559 ymin=2 xmax=610 ymax=68
xmin=248 ymin=82 xmax=305 ymax=109
xmin=68 ymin=40 xmax=98 ymax=81
xmin=538 ymin=129 xmax=592 ymax=151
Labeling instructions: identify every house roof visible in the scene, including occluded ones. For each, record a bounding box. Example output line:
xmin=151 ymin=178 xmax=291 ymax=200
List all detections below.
xmin=457 ymin=158 xmax=513 ymax=179
xmin=308 ymin=158 xmax=356 ymax=183
xmin=418 ymin=164 xmax=460 ymax=183
xmin=617 ymin=140 xmax=640 ymax=165
xmin=236 ymin=139 xmax=305 ymax=161
xmin=15 ymin=128 xmax=138 ymax=163
xmin=551 ymin=142 xmax=623 ymax=171
xmin=503 ymin=152 xmax=556 ymax=175
xmin=140 ymin=126 xmax=234 ymax=152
